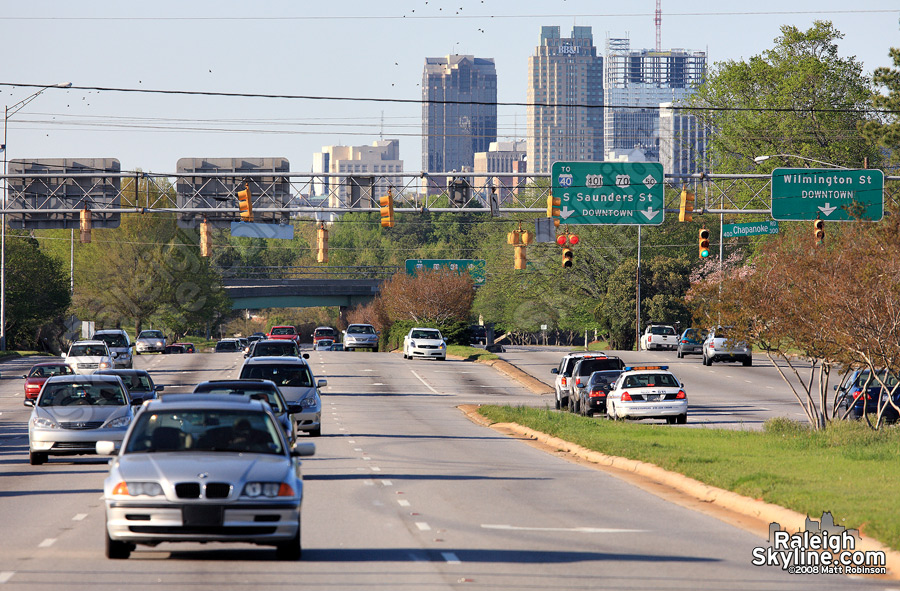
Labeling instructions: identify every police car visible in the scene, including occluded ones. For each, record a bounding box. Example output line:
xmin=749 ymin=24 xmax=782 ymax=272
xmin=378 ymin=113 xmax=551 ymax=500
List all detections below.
xmin=605 ymin=366 xmax=688 ymax=424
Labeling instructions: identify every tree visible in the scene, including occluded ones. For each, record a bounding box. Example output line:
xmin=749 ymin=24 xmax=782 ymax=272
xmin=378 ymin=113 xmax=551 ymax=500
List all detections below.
xmin=860 ymin=39 xmax=900 ymax=149
xmin=4 ymin=234 xmax=71 ymax=349
xmin=380 ymin=268 xmax=474 ymax=324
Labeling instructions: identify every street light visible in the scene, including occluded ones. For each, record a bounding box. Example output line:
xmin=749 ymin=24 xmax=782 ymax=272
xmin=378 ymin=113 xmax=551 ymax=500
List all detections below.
xmin=753 ymin=154 xmax=848 ymax=169
xmin=2 ymin=82 xmax=72 ymax=351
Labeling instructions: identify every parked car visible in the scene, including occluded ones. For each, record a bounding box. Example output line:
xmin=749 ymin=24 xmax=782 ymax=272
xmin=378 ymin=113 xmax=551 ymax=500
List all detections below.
xmin=63 ymin=340 xmax=114 ymax=375
xmin=342 ymin=324 xmax=378 ymax=351
xmin=267 ymin=326 xmax=300 ymax=343
xmin=175 ymin=342 xmax=196 ymax=353
xmin=239 ymin=357 xmax=326 ymax=437
xmin=135 ymin=330 xmax=166 ymax=354
xmin=550 ymin=352 xmax=596 ymax=410
xmin=568 ymin=355 xmax=626 ymax=413
xmin=640 ymin=324 xmax=679 ymax=351
xmin=163 ymin=344 xmax=187 ymax=354
xmin=576 ymin=369 xmax=624 ymax=417
xmin=246 ymin=339 xmax=305 ymax=358
xmin=23 ymin=362 xmax=74 ymax=403
xmin=402 ymin=327 xmax=447 ymax=361
xmin=92 ymin=329 xmax=134 ymax=369
xmin=193 ymin=379 xmax=300 ymax=444
xmin=98 ymin=395 xmax=315 ymax=560
xmin=26 ymin=374 xmax=135 ymax=465
xmin=96 ymin=369 xmax=164 ymax=403
xmin=606 ymin=365 xmax=688 ymax=424
xmin=312 ymin=326 xmax=338 ymax=345
xmin=834 ymin=369 xmax=900 ymax=423
xmin=469 ymin=325 xmax=487 ymax=346
xmin=702 ymin=326 xmax=752 ymax=366
xmin=215 ymin=338 xmax=243 ymax=353
xmin=676 ymin=328 xmax=707 ymax=358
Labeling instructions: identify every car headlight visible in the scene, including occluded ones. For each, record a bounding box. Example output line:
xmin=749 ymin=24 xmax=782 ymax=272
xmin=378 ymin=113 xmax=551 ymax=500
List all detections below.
xmin=112 ymin=481 xmax=164 ymax=497
xmin=104 ymin=416 xmax=132 ymax=429
xmin=439 ymin=343 xmax=446 ymax=349
xmin=299 ymin=396 xmax=318 ymax=409
xmin=409 ymin=340 xmax=416 ymax=348
xmin=242 ymin=482 xmax=295 ymax=498
xmin=99 ymin=361 xmax=111 ymax=369
xmin=155 ymin=341 xmax=163 ymax=347
xmin=31 ymin=416 xmax=59 ymax=430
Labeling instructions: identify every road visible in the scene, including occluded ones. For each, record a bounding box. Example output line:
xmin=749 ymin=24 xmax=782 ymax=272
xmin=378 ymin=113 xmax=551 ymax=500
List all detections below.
xmin=497 ymin=345 xmax=819 ymax=429
xmin=0 ymin=350 xmax=887 ymax=590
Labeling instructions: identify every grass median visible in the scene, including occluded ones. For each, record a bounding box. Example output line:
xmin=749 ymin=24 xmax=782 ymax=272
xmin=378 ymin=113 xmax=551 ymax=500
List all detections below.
xmin=478 ymin=404 xmax=900 ymax=552
xmin=446 ymin=345 xmax=499 ymax=362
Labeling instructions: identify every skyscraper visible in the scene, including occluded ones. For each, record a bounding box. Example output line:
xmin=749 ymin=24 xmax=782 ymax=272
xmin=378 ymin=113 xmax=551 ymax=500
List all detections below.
xmin=604 ymin=38 xmax=706 ymax=162
xmin=422 ymin=55 xmax=497 ymax=173
xmin=527 ymin=26 xmax=604 ymax=174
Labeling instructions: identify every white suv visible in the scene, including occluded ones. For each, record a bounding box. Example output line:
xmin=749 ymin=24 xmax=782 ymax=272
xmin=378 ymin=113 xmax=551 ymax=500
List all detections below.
xmin=63 ymin=340 xmax=114 ymax=375
xmin=550 ymin=352 xmax=595 ymax=410
xmin=92 ymin=329 xmax=133 ymax=369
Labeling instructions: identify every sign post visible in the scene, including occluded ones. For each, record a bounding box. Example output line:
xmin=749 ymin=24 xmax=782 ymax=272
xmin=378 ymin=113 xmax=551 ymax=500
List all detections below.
xmin=770 ymin=168 xmax=884 ymax=221
xmin=551 ymin=161 xmax=665 ymax=226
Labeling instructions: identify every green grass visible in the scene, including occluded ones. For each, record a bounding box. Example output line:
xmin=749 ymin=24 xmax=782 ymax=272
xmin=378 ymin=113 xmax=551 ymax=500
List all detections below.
xmin=478 ymin=405 xmax=900 ymax=551
xmin=447 ymin=345 xmax=499 ymax=362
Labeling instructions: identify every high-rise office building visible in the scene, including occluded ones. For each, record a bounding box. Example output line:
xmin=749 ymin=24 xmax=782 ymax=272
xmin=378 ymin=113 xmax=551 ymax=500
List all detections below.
xmin=659 ymin=103 xmax=707 ymax=179
xmin=312 ymin=140 xmax=403 ymax=209
xmin=422 ymin=55 xmax=497 ymax=173
xmin=527 ymin=26 xmax=604 ymax=174
xmin=604 ymin=38 xmax=706 ymax=162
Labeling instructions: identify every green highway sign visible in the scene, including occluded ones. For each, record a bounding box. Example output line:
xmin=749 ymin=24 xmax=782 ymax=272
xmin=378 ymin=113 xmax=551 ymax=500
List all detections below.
xmin=722 ymin=220 xmax=779 ymax=238
xmin=770 ymin=168 xmax=884 ymax=221
xmin=405 ymin=259 xmax=486 ymax=286
xmin=551 ymin=161 xmax=665 ymax=225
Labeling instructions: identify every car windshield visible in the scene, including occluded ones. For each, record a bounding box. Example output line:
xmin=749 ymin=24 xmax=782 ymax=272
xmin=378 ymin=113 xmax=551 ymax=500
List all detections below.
xmin=853 ymin=371 xmax=900 ymax=389
xmin=139 ymin=331 xmax=164 ymax=339
xmin=411 ymin=330 xmax=441 ymax=339
xmin=193 ymin=386 xmax=285 ymax=413
xmin=650 ymin=326 xmax=675 ymax=335
xmin=348 ymin=325 xmax=375 ymax=335
xmin=578 ymin=358 xmax=623 ymax=374
xmin=39 ymin=383 xmax=126 ymax=406
xmin=122 ymin=375 xmax=153 ymax=392
xmin=29 ymin=365 xmax=73 ymax=378
xmin=315 ymin=328 xmax=336 ymax=337
xmin=216 ymin=341 xmax=240 ymax=351
xmin=271 ymin=327 xmax=294 ymax=335
xmin=622 ymin=373 xmax=680 ymax=388
xmin=70 ymin=344 xmax=107 ymax=357
xmin=254 ymin=342 xmax=297 ymax=356
xmin=589 ymin=371 xmax=622 ymax=385
xmin=241 ymin=364 xmax=313 ymax=388
xmin=96 ymin=334 xmax=128 ymax=347
xmin=124 ymin=409 xmax=284 ymax=455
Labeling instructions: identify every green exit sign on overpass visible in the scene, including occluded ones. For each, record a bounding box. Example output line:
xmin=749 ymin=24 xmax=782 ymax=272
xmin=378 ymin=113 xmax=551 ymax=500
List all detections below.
xmin=405 ymin=259 xmax=486 ymax=285
xmin=770 ymin=168 xmax=884 ymax=221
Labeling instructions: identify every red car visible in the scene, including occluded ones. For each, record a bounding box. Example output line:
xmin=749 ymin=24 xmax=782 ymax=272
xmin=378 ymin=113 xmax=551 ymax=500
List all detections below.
xmin=23 ymin=361 xmax=75 ymax=403
xmin=174 ymin=342 xmax=195 ymax=353
xmin=267 ymin=326 xmax=299 ymax=343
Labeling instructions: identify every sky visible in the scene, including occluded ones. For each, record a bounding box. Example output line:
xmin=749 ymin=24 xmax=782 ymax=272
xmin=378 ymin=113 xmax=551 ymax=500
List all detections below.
xmin=1 ymin=1 xmax=898 ymax=176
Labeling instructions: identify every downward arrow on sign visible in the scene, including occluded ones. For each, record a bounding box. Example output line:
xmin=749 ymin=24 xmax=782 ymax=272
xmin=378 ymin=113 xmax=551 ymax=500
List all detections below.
xmin=818 ymin=203 xmax=837 ymax=216
xmin=641 ymin=207 xmax=660 ymax=221
xmin=559 ymin=206 xmax=575 ymax=219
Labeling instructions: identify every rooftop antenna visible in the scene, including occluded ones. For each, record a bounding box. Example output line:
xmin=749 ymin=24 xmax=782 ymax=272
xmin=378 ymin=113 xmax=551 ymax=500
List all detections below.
xmin=655 ymin=0 xmax=662 ymax=51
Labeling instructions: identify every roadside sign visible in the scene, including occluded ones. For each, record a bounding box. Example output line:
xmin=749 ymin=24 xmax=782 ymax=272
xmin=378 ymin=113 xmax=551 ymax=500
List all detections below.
xmin=405 ymin=259 xmax=486 ymax=286
xmin=770 ymin=168 xmax=884 ymax=221
xmin=230 ymin=222 xmax=294 ymax=240
xmin=551 ymin=161 xmax=665 ymax=225
xmin=722 ymin=220 xmax=779 ymax=238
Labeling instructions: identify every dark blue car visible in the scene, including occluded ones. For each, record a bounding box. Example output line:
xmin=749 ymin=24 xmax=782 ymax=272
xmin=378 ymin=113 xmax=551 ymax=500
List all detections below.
xmin=834 ymin=369 xmax=900 ymax=423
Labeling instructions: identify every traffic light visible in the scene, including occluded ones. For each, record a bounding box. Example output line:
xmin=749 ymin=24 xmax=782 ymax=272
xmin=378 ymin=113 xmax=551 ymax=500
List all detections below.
xmin=562 ymin=247 xmax=574 ymax=268
xmin=509 ymin=227 xmax=532 ymax=269
xmin=679 ymin=188 xmax=694 ymax=222
xmin=379 ymin=190 xmax=395 ymax=228
xmin=814 ymin=219 xmax=825 ymax=245
xmin=698 ymin=228 xmax=710 ymax=258
xmin=546 ymin=194 xmax=561 ymax=227
xmin=79 ymin=208 xmax=91 ymax=244
xmin=237 ymin=183 xmax=253 ymax=222
xmin=316 ymin=223 xmax=328 ymax=263
xmin=514 ymin=245 xmax=527 ymax=270
xmin=200 ymin=219 xmax=210 ymax=257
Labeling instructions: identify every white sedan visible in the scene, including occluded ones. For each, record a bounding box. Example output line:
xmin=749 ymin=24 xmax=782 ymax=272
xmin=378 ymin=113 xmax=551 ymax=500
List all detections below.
xmin=605 ymin=366 xmax=688 ymax=424
xmin=402 ymin=328 xmax=447 ymax=361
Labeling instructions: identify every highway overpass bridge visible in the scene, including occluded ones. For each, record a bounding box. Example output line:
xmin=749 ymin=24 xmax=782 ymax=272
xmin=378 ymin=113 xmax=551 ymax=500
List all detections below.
xmin=223 ymin=275 xmax=388 ymax=310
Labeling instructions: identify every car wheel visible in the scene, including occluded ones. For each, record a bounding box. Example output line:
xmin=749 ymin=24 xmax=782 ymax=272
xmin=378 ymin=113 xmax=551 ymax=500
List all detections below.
xmin=105 ymin=529 xmax=133 ymax=559
xmin=676 ymin=349 xmax=683 ymax=359
xmin=677 ymin=413 xmax=688 ymax=425
xmin=554 ymin=394 xmax=561 ymax=410
xmin=702 ymin=354 xmax=710 ymax=366
xmin=743 ymin=358 xmax=753 ymax=367
xmin=275 ymin=520 xmax=302 ymax=561
xmin=309 ymin=426 xmax=322 ymax=437
xmin=608 ymin=403 xmax=619 ymax=421
xmin=29 ymin=451 xmax=47 ymax=465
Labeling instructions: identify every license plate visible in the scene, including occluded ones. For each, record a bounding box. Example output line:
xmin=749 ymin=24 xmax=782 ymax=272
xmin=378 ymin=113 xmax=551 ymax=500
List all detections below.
xmin=183 ymin=505 xmax=224 ymax=527
xmin=645 ymin=395 xmax=661 ymax=402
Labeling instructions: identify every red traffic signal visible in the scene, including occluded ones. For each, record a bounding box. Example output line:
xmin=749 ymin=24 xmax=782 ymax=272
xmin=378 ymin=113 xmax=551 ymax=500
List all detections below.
xmin=568 ymin=234 xmax=579 ymax=245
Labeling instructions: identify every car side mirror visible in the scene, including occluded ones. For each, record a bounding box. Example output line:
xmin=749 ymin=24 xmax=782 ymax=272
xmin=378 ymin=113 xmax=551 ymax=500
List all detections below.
xmin=24 ymin=399 xmax=35 ymax=407
xmin=60 ymin=352 xmax=66 ymax=358
xmin=96 ymin=441 xmax=117 ymax=456
xmin=130 ymin=396 xmax=143 ymax=405
xmin=287 ymin=403 xmax=304 ymax=414
xmin=155 ymin=385 xmax=165 ymax=391
xmin=551 ymin=368 xmax=559 ymax=374
xmin=317 ymin=379 xmax=327 ymax=388
xmin=302 ymin=353 xmax=310 ymax=359
xmin=833 ymin=385 xmax=838 ymax=391
xmin=22 ymin=374 xmax=27 ymax=379
xmin=291 ymin=441 xmax=316 ymax=457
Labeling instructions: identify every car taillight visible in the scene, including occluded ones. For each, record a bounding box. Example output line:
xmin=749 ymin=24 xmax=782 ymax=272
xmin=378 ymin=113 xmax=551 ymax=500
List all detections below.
xmin=676 ymin=390 xmax=686 ymax=399
xmin=575 ymin=377 xmax=582 ymax=386
xmin=851 ymin=389 xmax=867 ymax=401
xmin=648 ymin=336 xmax=652 ymax=342
xmin=561 ymin=377 xmax=567 ymax=386
xmin=621 ymin=391 xmax=632 ymax=401
xmin=589 ymin=389 xmax=606 ymax=398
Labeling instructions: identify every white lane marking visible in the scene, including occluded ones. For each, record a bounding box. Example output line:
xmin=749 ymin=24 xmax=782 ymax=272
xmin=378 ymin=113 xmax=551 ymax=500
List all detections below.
xmin=348 ymin=439 xmax=356 ymax=444
xmin=434 ymin=371 xmax=473 ymax=374
xmin=72 ymin=514 xmax=87 ymax=521
xmin=371 ymin=466 xmax=381 ymax=472
xmin=481 ymin=524 xmax=645 ymax=533
xmin=442 ymin=552 xmax=461 ymax=564
xmin=767 ymin=386 xmax=775 ymax=389
xmin=363 ymin=369 xmax=374 ymax=372
xmin=381 ymin=480 xmax=392 ymax=486
xmin=0 ymin=572 xmax=15 ymax=584
xmin=354 ymin=448 xmax=363 ymax=451
xmin=364 ymin=480 xmax=374 ymax=486
xmin=38 ymin=538 xmax=56 ymax=548
xmin=362 ymin=457 xmax=371 ymax=461
xmin=410 ymin=370 xmax=440 ymax=394
xmin=415 ymin=522 xmax=431 ymax=531
xmin=372 ymin=383 xmax=385 ymax=386
xmin=409 ymin=553 xmax=427 ymax=562
xmin=398 ymin=499 xmax=410 ymax=507
xmin=744 ymin=380 xmax=753 ymax=383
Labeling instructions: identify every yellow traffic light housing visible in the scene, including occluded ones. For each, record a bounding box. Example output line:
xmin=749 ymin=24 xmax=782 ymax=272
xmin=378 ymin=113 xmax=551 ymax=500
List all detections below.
xmin=379 ymin=190 xmax=395 ymax=228
xmin=237 ymin=183 xmax=253 ymax=222
xmin=698 ymin=228 xmax=710 ymax=258
xmin=814 ymin=219 xmax=825 ymax=245
xmin=79 ymin=208 xmax=92 ymax=244
xmin=200 ymin=219 xmax=210 ymax=257
xmin=562 ymin=247 xmax=574 ymax=268
xmin=679 ymin=188 xmax=694 ymax=222
xmin=316 ymin=223 xmax=328 ymax=263
xmin=514 ymin=245 xmax=527 ymax=270
xmin=546 ymin=194 xmax=561 ymax=227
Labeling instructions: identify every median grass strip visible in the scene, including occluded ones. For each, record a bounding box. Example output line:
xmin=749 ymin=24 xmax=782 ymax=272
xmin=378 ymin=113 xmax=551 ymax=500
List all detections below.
xmin=478 ymin=405 xmax=900 ymax=552
xmin=446 ymin=345 xmax=498 ymax=362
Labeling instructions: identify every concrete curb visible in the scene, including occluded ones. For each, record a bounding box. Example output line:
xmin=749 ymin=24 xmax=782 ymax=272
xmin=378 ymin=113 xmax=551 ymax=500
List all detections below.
xmin=459 ymin=405 xmax=900 ymax=580
xmin=476 ymin=358 xmax=554 ymax=396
